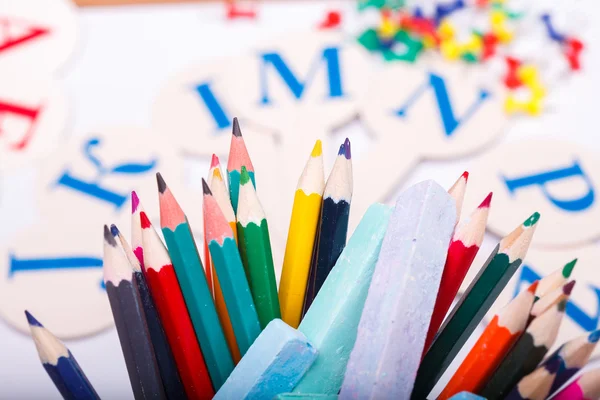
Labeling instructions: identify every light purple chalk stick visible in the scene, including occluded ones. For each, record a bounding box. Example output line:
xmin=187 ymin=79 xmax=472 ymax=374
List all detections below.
xmin=214 ymin=319 xmax=317 ymax=400
xmin=339 ymin=180 xmax=456 ymax=400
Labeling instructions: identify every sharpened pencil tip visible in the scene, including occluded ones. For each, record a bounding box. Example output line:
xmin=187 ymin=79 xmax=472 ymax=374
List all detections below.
xmin=344 ymin=138 xmax=351 ymax=159
xmin=232 ymin=117 xmax=242 ymax=137
xmin=156 ymin=172 xmax=167 ymax=194
xmin=564 ymin=280 xmax=576 ymax=295
xmin=240 ymin=166 xmax=251 ymax=185
xmin=110 ymin=224 xmax=119 ymax=237
xmin=25 ymin=310 xmax=43 ymax=327
xmin=311 ymin=140 xmax=322 ymax=157
xmin=462 ymin=171 xmax=469 ymax=181
xmin=563 ymin=259 xmax=577 ymax=278
xmin=131 ymin=191 xmax=140 ymax=214
xmin=210 ymin=154 xmax=220 ymax=168
xmin=523 ymin=212 xmax=540 ymax=227
xmin=104 ymin=225 xmax=117 ymax=246
xmin=528 ymin=280 xmax=539 ymax=294
xmin=589 ymin=329 xmax=600 ymax=343
xmin=202 ymin=178 xmax=212 ymax=195
xmin=558 ymin=299 xmax=567 ymax=312
xmin=140 ymin=212 xmax=152 ymax=229
xmin=479 ymin=192 xmax=493 ymax=209
xmin=338 ymin=143 xmax=345 ymax=156
xmin=545 ymin=357 xmax=561 ymax=373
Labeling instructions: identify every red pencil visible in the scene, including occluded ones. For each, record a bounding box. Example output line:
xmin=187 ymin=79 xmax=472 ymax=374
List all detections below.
xmin=424 ymin=192 xmax=493 ymax=353
xmin=140 ymin=207 xmax=214 ymax=399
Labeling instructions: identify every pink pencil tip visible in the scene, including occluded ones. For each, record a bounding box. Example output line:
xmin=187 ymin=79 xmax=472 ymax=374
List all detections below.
xmin=210 ymin=154 xmax=220 ymax=168
xmin=479 ymin=192 xmax=493 ymax=209
xmin=528 ymin=280 xmax=539 ymax=294
xmin=462 ymin=171 xmax=469 ymax=181
xmin=131 ymin=191 xmax=140 ymax=213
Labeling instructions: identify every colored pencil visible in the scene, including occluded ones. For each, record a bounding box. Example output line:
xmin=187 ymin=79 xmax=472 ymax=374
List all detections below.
xmin=439 ymin=281 xmax=538 ymax=399
xmin=279 ymin=140 xmax=325 ymax=328
xmin=553 ymin=367 xmax=600 ymax=400
xmin=448 ymin=171 xmax=469 ymax=222
xmin=412 ymin=212 xmax=540 ymax=399
xmin=140 ymin=208 xmax=214 ymax=399
xmin=26 ymin=311 xmax=100 ymax=400
xmin=158 ymin=173 xmax=233 ymax=389
xmin=207 ymin=154 xmax=242 ymax=363
xmin=303 ymin=138 xmax=353 ymax=316
xmin=131 ymin=191 xmax=145 ymax=267
xmin=506 ymin=357 xmax=561 ymax=400
xmin=543 ymin=329 xmax=600 ymax=394
xmin=204 ymin=155 xmax=223 ymax=297
xmin=103 ymin=225 xmax=166 ymax=400
xmin=113 ymin=225 xmax=186 ymax=400
xmin=424 ymin=191 xmax=492 ymax=353
xmin=530 ymin=280 xmax=575 ymax=320
xmin=480 ymin=299 xmax=567 ymax=399
xmin=228 ymin=117 xmax=255 ymax=213
xmin=237 ymin=165 xmax=281 ymax=328
xmin=203 ymin=179 xmax=262 ymax=355
xmin=535 ymin=259 xmax=577 ymax=299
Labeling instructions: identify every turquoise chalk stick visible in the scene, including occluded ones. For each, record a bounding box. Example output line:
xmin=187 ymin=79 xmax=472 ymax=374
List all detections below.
xmin=275 ymin=394 xmax=338 ymax=399
xmin=214 ymin=319 xmax=317 ymax=400
xmin=449 ymin=392 xmax=486 ymax=399
xmin=294 ymin=204 xmax=391 ymax=395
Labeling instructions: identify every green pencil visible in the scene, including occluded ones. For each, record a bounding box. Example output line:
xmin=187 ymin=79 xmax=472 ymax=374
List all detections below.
xmin=411 ymin=212 xmax=540 ymax=399
xmin=236 ymin=166 xmax=281 ymax=328
xmin=157 ymin=173 xmax=234 ymax=390
xmin=203 ymin=178 xmax=262 ymax=355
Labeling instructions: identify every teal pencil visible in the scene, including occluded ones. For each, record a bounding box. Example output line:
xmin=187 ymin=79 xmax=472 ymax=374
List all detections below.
xmin=227 ymin=117 xmax=256 ymax=213
xmin=203 ymin=178 xmax=261 ymax=355
xmin=157 ymin=173 xmax=233 ymax=390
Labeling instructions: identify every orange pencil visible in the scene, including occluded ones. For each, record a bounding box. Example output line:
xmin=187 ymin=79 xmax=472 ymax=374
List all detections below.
xmin=438 ymin=281 xmax=538 ymax=399
xmin=206 ymin=155 xmax=241 ymax=363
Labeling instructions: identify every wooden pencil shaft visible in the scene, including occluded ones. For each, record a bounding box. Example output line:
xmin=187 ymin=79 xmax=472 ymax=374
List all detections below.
xmin=162 ymin=224 xmax=234 ymax=389
xmin=43 ymin=353 xmax=100 ymax=400
xmin=106 ymin=278 xmax=166 ymax=400
xmin=413 ymin=245 xmax=522 ymax=399
xmin=133 ymin=271 xmax=186 ymax=400
xmin=228 ymin=170 xmax=255 ymax=213
xmin=237 ymin=219 xmax=281 ymax=329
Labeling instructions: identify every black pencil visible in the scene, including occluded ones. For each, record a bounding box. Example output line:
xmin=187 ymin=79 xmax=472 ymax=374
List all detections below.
xmin=302 ymin=139 xmax=353 ymax=315
xmin=103 ymin=225 xmax=167 ymax=400
xmin=480 ymin=299 xmax=566 ymax=400
xmin=112 ymin=225 xmax=186 ymax=400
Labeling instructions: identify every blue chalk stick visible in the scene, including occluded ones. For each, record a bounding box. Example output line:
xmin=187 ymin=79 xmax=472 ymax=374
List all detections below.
xmin=450 ymin=392 xmax=486 ymax=400
xmin=294 ymin=204 xmax=391 ymax=395
xmin=214 ymin=319 xmax=317 ymax=400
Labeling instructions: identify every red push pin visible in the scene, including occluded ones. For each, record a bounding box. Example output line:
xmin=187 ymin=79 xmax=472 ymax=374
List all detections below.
xmin=481 ymin=33 xmax=499 ymax=61
xmin=318 ymin=10 xmax=342 ymax=30
xmin=564 ymin=37 xmax=584 ymax=71
xmin=226 ymin=0 xmax=257 ymax=20
xmin=504 ymin=56 xmax=523 ymax=89
xmin=475 ymin=0 xmax=490 ymax=8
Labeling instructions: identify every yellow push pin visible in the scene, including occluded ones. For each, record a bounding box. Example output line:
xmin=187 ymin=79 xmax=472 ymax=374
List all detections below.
xmin=379 ymin=13 xmax=397 ymax=39
xmin=490 ymin=10 xmax=513 ymax=43
xmin=441 ymin=38 xmax=461 ymax=60
xmin=438 ymin=20 xmax=455 ymax=41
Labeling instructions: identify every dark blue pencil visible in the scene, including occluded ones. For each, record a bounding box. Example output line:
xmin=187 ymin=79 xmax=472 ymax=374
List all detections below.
xmin=103 ymin=226 xmax=167 ymax=400
xmin=112 ymin=225 xmax=187 ymax=400
xmin=26 ymin=310 xmax=100 ymax=400
xmin=302 ymin=138 xmax=353 ymax=316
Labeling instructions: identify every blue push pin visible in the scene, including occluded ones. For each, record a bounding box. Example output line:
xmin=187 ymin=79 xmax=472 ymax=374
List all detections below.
xmin=541 ymin=13 xmax=567 ymax=43
xmin=435 ymin=0 xmax=465 ymax=25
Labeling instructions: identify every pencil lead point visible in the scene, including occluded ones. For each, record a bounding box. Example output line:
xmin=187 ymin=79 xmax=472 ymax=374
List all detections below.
xmin=337 ymin=143 xmax=345 ymax=156
xmin=202 ymin=178 xmax=212 ymax=195
xmin=344 ymin=138 xmax=351 ymax=159
xmin=131 ymin=191 xmax=140 ymax=213
xmin=156 ymin=172 xmax=167 ymax=194
xmin=232 ymin=117 xmax=242 ymax=137
xmin=311 ymin=140 xmax=323 ymax=157
xmin=104 ymin=225 xmax=117 ymax=246
xmin=462 ymin=171 xmax=469 ymax=181
xmin=589 ymin=329 xmax=600 ymax=343
xmin=563 ymin=259 xmax=577 ymax=278
xmin=479 ymin=192 xmax=493 ymax=208
xmin=140 ymin=212 xmax=152 ymax=229
xmin=523 ymin=212 xmax=540 ymax=227
xmin=110 ymin=224 xmax=119 ymax=237
xmin=210 ymin=154 xmax=220 ymax=168
xmin=528 ymin=280 xmax=539 ymax=294
xmin=563 ymin=280 xmax=576 ymax=295
xmin=546 ymin=357 xmax=561 ymax=373
xmin=25 ymin=310 xmax=43 ymax=327
xmin=558 ymin=299 xmax=567 ymax=311
xmin=240 ymin=166 xmax=251 ymax=185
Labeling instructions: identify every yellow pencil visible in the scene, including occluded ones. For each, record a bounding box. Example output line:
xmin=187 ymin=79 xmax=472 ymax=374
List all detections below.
xmin=207 ymin=154 xmax=242 ymax=364
xmin=279 ymin=140 xmax=325 ymax=328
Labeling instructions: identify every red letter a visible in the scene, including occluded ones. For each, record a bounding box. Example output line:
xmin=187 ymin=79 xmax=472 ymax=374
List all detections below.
xmin=0 ymin=100 xmax=44 ymax=150
xmin=0 ymin=17 xmax=50 ymax=54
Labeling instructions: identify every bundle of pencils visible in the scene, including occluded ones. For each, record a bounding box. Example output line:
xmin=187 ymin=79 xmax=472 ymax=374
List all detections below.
xmin=25 ymin=118 xmax=597 ymax=400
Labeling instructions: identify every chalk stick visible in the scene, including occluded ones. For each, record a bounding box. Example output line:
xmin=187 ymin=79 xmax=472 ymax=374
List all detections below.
xmin=449 ymin=392 xmax=486 ymax=400
xmin=294 ymin=203 xmax=391 ymax=395
xmin=339 ymin=180 xmax=456 ymax=399
xmin=275 ymin=394 xmax=338 ymax=399
xmin=214 ymin=319 xmax=317 ymax=400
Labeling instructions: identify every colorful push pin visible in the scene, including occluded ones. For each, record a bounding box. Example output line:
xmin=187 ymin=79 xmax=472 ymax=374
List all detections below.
xmin=441 ymin=38 xmax=461 ymax=60
xmin=378 ymin=10 xmax=397 ymax=39
xmin=475 ymin=0 xmax=489 ymax=8
xmin=541 ymin=14 xmax=567 ymax=43
xmin=435 ymin=0 xmax=465 ymax=25
xmin=318 ymin=10 xmax=342 ymax=30
xmin=504 ymin=92 xmax=544 ymax=116
xmin=503 ymin=56 xmax=523 ymax=89
xmin=226 ymin=0 xmax=257 ymax=19
xmin=400 ymin=14 xmax=440 ymax=47
xmin=438 ymin=19 xmax=455 ymax=41
xmin=564 ymin=37 xmax=584 ymax=71
xmin=490 ymin=9 xmax=513 ymax=43
xmin=481 ymin=32 xmax=499 ymax=60
xmin=517 ymin=65 xmax=546 ymax=98
xmin=384 ymin=30 xmax=424 ymax=62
